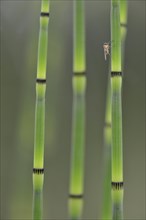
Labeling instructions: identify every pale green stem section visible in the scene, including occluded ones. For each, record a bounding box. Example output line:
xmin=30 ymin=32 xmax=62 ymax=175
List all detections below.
xmin=33 ymin=191 xmax=43 ymax=220
xmin=120 ymin=0 xmax=128 ymax=66
xmin=112 ymin=190 xmax=124 ymax=219
xmin=111 ymin=77 xmax=123 ymax=182
xmin=111 ymin=0 xmax=123 ymax=219
xmin=37 ymin=1 xmax=50 ymax=79
xmin=73 ymin=0 xmax=86 ymax=72
xmin=33 ymin=1 xmax=50 ymax=220
xmin=111 ymin=0 xmax=121 ymax=72
xmin=102 ymin=75 xmax=112 ymax=220
xmin=70 ymin=78 xmax=86 ymax=194
xmin=120 ymin=0 xmax=128 ymax=24
xmin=69 ymin=1 xmax=86 ymax=219
xmin=69 ymin=77 xmax=86 ymax=220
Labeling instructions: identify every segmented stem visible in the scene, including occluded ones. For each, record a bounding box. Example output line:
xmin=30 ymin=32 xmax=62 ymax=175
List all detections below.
xmin=120 ymin=0 xmax=128 ymax=65
xmin=111 ymin=0 xmax=123 ymax=219
xmin=69 ymin=0 xmax=86 ymax=219
xmin=102 ymin=75 xmax=112 ymax=219
xmin=33 ymin=1 xmax=50 ymax=219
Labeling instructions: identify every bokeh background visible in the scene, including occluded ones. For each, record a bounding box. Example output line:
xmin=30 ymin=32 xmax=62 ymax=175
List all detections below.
xmin=1 ymin=0 xmax=145 ymax=219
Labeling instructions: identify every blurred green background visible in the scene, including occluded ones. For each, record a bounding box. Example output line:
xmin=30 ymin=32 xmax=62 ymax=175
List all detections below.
xmin=1 ymin=0 xmax=145 ymax=219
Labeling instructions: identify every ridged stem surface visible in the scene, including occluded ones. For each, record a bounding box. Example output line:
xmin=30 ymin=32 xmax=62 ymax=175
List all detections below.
xmin=111 ymin=0 xmax=123 ymax=219
xmin=69 ymin=0 xmax=86 ymax=219
xmin=102 ymin=75 xmax=112 ymax=220
xmin=33 ymin=1 xmax=50 ymax=220
xmin=120 ymin=0 xmax=128 ymax=65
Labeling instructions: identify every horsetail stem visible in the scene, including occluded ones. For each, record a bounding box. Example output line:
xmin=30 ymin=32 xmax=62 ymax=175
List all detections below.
xmin=73 ymin=0 xmax=86 ymax=73
xmin=69 ymin=0 xmax=86 ymax=219
xmin=111 ymin=0 xmax=124 ymax=219
xmin=33 ymin=1 xmax=50 ymax=219
xmin=102 ymin=2 xmax=128 ymax=219
xmin=120 ymin=0 xmax=128 ymax=65
xmin=102 ymin=76 xmax=112 ymax=220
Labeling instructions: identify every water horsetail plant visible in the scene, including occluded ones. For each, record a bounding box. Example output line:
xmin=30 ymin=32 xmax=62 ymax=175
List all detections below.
xmin=120 ymin=0 xmax=128 ymax=64
xmin=32 ymin=1 xmax=50 ymax=219
xmin=69 ymin=0 xmax=86 ymax=219
xmin=102 ymin=76 xmax=112 ymax=220
xmin=111 ymin=0 xmax=124 ymax=219
xmin=102 ymin=1 xmax=128 ymax=219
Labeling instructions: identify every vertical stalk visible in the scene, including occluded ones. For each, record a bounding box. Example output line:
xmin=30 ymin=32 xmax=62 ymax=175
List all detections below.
xmin=111 ymin=0 xmax=123 ymax=219
xmin=120 ymin=0 xmax=128 ymax=65
xmin=69 ymin=0 xmax=86 ymax=219
xmin=102 ymin=74 xmax=112 ymax=220
xmin=102 ymin=1 xmax=128 ymax=219
xmin=33 ymin=1 xmax=50 ymax=220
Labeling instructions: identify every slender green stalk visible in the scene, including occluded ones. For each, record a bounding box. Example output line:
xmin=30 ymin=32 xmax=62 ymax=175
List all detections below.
xmin=33 ymin=1 xmax=50 ymax=219
xmin=102 ymin=2 xmax=128 ymax=218
xmin=69 ymin=0 xmax=86 ymax=219
xmin=120 ymin=0 xmax=128 ymax=65
xmin=111 ymin=0 xmax=123 ymax=219
xmin=102 ymin=75 xmax=112 ymax=220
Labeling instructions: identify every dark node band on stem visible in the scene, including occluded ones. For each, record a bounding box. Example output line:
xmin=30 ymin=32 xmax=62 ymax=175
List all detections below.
xmin=69 ymin=194 xmax=83 ymax=199
xmin=36 ymin=78 xmax=46 ymax=84
xmin=120 ymin=23 xmax=127 ymax=28
xmin=73 ymin=71 xmax=86 ymax=76
xmin=40 ymin=12 xmax=50 ymax=17
xmin=33 ymin=168 xmax=44 ymax=174
xmin=111 ymin=71 xmax=123 ymax=77
xmin=105 ymin=122 xmax=112 ymax=128
xmin=111 ymin=182 xmax=124 ymax=190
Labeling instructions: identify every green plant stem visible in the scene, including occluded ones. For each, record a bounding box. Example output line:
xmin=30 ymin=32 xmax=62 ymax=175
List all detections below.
xmin=69 ymin=77 xmax=86 ymax=219
xmin=102 ymin=74 xmax=112 ymax=220
xmin=73 ymin=0 xmax=86 ymax=73
xmin=69 ymin=0 xmax=86 ymax=219
xmin=33 ymin=1 xmax=50 ymax=220
xmin=111 ymin=0 xmax=123 ymax=219
xmin=120 ymin=0 xmax=128 ymax=65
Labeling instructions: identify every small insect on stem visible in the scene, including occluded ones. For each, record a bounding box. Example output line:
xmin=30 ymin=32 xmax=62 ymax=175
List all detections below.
xmin=103 ymin=42 xmax=110 ymax=61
